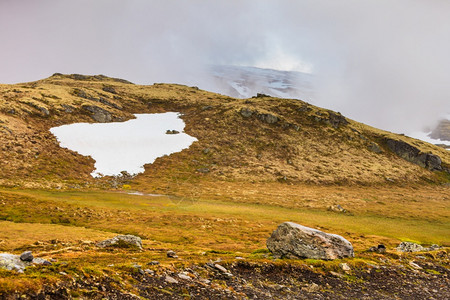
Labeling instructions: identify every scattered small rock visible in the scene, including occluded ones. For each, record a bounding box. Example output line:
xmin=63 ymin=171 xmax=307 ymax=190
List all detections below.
xmin=165 ymin=275 xmax=179 ymax=284
xmin=328 ymin=204 xmax=348 ymax=213
xmin=167 ymin=250 xmax=178 ymax=258
xmin=329 ymin=271 xmax=344 ymax=278
xmin=340 ymin=263 xmax=351 ymax=271
xmin=368 ymin=244 xmax=386 ymax=254
xmin=377 ymin=244 xmax=387 ymax=254
xmin=148 ymin=261 xmax=160 ymax=265
xmin=409 ymin=261 xmax=423 ymax=270
xmin=213 ymin=264 xmax=228 ymax=273
xmin=302 ymin=282 xmax=320 ymax=293
xmin=178 ymin=273 xmax=191 ymax=280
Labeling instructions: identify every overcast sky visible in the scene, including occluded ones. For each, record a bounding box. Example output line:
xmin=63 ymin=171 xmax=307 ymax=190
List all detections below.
xmin=1 ymin=0 xmax=449 ymax=133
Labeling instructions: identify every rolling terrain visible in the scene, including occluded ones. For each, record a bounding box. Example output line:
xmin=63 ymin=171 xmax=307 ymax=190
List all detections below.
xmin=0 ymin=74 xmax=449 ymax=299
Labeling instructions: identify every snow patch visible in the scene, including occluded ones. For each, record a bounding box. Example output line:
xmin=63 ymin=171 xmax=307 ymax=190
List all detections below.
xmin=50 ymin=112 xmax=197 ymax=177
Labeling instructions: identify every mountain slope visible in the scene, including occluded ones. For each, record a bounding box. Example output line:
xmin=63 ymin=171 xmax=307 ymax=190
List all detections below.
xmin=0 ymin=73 xmax=449 ymax=189
xmin=1 ymin=74 xmax=449 ymax=299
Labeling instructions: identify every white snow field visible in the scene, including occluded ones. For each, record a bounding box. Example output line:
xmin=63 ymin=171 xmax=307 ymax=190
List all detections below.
xmin=50 ymin=112 xmax=197 ymax=177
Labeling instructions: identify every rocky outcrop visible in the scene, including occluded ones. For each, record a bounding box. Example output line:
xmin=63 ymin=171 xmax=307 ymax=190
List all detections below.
xmin=266 ymin=222 xmax=354 ymax=260
xmin=82 ymin=105 xmax=112 ymax=123
xmin=96 ymin=235 xmax=143 ymax=249
xmin=257 ymin=113 xmax=278 ymax=124
xmin=239 ymin=108 xmax=279 ymax=124
xmin=326 ymin=111 xmax=348 ymax=128
xmin=385 ymin=138 xmax=442 ymax=171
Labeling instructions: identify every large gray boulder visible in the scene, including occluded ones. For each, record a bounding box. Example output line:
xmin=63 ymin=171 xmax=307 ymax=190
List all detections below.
xmin=96 ymin=235 xmax=142 ymax=249
xmin=267 ymin=222 xmax=354 ymax=260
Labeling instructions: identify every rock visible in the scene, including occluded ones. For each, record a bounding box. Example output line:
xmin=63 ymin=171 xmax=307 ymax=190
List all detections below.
xmin=102 ymin=85 xmax=117 ymax=94
xmin=213 ymin=264 xmax=228 ymax=273
xmin=326 ymin=111 xmax=348 ymax=128
xmin=266 ymin=222 xmax=354 ymax=260
xmin=33 ymin=258 xmax=52 ymax=266
xmin=302 ymin=282 xmax=320 ymax=293
xmin=167 ymin=250 xmax=178 ymax=258
xmin=148 ymin=261 xmax=160 ymax=265
xmin=298 ymin=105 xmax=312 ymax=112
xmin=427 ymin=244 xmax=441 ymax=251
xmin=368 ymin=142 xmax=382 ymax=153
xmin=328 ymin=204 xmax=347 ymax=213
xmin=258 ymin=113 xmax=279 ymax=124
xmin=368 ymin=244 xmax=386 ymax=254
xmin=166 ymin=130 xmax=180 ymax=134
xmin=96 ymin=235 xmax=143 ymax=250
xmin=255 ymin=93 xmax=270 ymax=98
xmin=340 ymin=263 xmax=351 ymax=271
xmin=0 ymin=253 xmax=50 ymax=273
xmin=397 ymin=242 xmax=425 ymax=252
xmin=385 ymin=138 xmax=442 ymax=171
xmin=165 ymin=275 xmax=179 ymax=284
xmin=178 ymin=273 xmax=191 ymax=280
xmin=19 ymin=251 xmax=33 ymax=262
xmin=240 ymin=108 xmax=253 ymax=118
xmin=82 ymin=105 xmax=112 ymax=123
xmin=377 ymin=244 xmax=386 ymax=254
xmin=144 ymin=269 xmax=154 ymax=275
xmin=409 ymin=261 xmax=422 ymax=270
xmin=197 ymin=168 xmax=210 ymax=173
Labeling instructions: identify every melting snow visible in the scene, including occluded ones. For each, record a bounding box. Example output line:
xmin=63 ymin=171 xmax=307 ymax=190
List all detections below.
xmin=50 ymin=112 xmax=197 ymax=177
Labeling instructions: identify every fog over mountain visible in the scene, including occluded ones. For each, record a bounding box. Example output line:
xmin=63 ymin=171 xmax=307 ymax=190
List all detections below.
xmin=1 ymin=0 xmax=449 ymax=134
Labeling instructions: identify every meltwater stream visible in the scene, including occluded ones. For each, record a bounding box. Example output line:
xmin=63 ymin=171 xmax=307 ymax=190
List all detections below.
xmin=50 ymin=112 xmax=197 ymax=177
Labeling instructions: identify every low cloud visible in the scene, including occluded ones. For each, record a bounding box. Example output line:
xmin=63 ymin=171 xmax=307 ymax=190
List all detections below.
xmin=1 ymin=0 xmax=449 ymax=133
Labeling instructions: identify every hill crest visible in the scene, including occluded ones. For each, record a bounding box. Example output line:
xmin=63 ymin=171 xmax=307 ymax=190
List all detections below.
xmin=0 ymin=74 xmax=449 ymax=188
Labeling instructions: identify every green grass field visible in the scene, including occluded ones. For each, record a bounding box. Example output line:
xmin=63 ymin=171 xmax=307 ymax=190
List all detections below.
xmin=1 ymin=186 xmax=448 ymax=255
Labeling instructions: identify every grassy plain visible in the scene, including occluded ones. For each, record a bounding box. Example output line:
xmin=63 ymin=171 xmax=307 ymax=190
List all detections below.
xmin=1 ymin=184 xmax=448 ymax=254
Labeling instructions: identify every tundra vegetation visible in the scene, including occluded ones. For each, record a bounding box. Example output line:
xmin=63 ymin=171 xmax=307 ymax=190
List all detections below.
xmin=0 ymin=74 xmax=448 ymax=299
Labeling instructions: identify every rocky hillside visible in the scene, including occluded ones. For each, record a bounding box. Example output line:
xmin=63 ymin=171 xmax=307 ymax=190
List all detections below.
xmin=0 ymin=73 xmax=449 ymax=189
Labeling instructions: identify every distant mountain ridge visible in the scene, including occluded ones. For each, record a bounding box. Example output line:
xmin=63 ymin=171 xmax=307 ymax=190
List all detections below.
xmin=209 ymin=65 xmax=314 ymax=100
xmin=210 ymin=65 xmax=450 ymax=145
